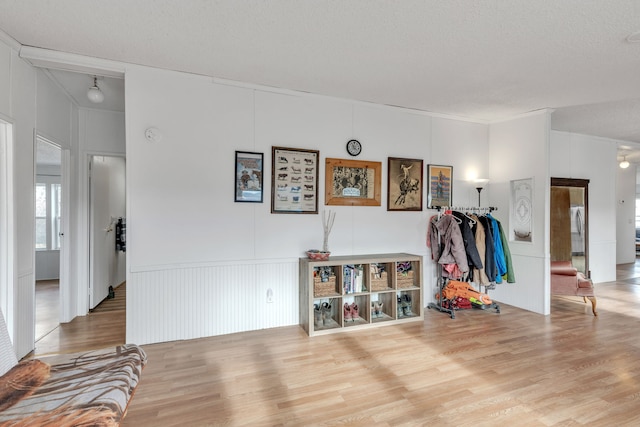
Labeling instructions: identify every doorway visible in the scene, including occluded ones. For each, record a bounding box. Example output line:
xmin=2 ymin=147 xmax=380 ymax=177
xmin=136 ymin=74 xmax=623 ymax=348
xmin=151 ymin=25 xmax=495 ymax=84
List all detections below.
xmin=550 ymin=178 xmax=590 ymax=276
xmin=89 ymin=155 xmax=126 ymax=310
xmin=34 ymin=137 xmax=64 ymax=340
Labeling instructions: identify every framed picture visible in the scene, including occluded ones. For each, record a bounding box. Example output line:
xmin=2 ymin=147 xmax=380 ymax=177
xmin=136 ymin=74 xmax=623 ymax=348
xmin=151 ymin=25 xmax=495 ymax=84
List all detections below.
xmin=325 ymin=158 xmax=382 ymax=206
xmin=427 ymin=164 xmax=452 ymax=208
xmin=234 ymin=151 xmax=264 ymax=203
xmin=387 ymin=157 xmax=423 ymax=211
xmin=511 ymin=177 xmax=533 ymax=242
xmin=271 ymin=146 xmax=319 ymax=214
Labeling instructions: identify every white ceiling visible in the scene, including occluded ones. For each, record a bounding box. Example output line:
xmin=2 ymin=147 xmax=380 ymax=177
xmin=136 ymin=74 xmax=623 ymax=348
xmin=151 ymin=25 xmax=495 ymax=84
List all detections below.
xmin=2 ymin=1 xmax=640 ymax=157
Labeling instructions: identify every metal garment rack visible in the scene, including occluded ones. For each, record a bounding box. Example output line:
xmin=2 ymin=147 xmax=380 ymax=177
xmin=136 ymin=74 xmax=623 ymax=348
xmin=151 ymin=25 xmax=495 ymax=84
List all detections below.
xmin=427 ymin=206 xmax=500 ymax=319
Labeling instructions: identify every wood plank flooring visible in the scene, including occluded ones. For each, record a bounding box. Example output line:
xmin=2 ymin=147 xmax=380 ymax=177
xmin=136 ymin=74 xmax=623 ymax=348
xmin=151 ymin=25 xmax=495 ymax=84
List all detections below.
xmin=35 ymin=279 xmax=59 ymax=341
xmin=91 ymin=281 xmax=127 ymax=313
xmin=30 ymin=263 xmax=640 ymax=426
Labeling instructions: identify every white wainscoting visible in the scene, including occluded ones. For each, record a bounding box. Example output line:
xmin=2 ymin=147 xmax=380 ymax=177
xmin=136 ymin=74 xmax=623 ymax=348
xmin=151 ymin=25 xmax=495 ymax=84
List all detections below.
xmin=16 ymin=272 xmax=35 ymax=358
xmin=127 ymin=260 xmax=299 ymax=345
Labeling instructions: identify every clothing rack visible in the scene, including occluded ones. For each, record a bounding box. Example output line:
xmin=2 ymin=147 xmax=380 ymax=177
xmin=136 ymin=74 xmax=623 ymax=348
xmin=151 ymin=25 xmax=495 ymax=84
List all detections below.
xmin=427 ymin=206 xmax=501 ymax=318
xmin=433 ymin=205 xmax=498 ymax=213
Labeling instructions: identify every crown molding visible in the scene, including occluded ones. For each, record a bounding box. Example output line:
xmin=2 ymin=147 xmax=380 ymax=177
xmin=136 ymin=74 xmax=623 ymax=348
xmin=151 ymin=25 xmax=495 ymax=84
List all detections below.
xmin=19 ymin=46 xmax=125 ymax=78
xmin=0 ymin=28 xmax=21 ymax=51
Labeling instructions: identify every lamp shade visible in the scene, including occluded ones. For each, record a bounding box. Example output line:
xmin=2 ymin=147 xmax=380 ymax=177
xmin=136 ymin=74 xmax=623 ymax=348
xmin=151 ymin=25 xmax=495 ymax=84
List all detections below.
xmin=474 ymin=178 xmax=489 ymax=188
xmin=87 ymin=77 xmax=104 ymax=103
xmin=620 ymin=156 xmax=630 ymax=169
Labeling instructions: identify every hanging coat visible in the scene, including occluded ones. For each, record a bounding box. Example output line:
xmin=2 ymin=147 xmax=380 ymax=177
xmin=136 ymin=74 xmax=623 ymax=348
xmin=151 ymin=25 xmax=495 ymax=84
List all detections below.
xmin=430 ymin=214 xmax=469 ymax=276
xmin=452 ymin=211 xmax=483 ymax=270
xmin=496 ymin=219 xmax=516 ymax=283
xmin=478 ymin=216 xmax=497 ymax=282
xmin=470 ymin=214 xmax=490 ymax=285
xmin=488 ymin=214 xmax=507 ymax=283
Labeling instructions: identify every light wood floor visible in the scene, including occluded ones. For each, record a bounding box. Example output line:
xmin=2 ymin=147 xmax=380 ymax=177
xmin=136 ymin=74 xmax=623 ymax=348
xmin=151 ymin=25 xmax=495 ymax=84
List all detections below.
xmin=32 ymin=263 xmax=640 ymax=426
xmin=35 ymin=279 xmax=59 ymax=341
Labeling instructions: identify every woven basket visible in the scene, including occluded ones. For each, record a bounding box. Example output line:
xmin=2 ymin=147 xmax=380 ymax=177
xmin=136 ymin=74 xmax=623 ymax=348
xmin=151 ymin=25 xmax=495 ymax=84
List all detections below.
xmin=370 ymin=271 xmax=389 ymax=291
xmin=314 ymin=276 xmax=337 ymax=297
xmin=396 ymin=270 xmax=415 ymax=289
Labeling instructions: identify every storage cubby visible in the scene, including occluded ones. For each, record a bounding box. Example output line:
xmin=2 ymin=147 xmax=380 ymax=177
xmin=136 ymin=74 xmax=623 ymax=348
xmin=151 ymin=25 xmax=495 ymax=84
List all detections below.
xmin=395 ymin=259 xmax=421 ymax=290
xmin=312 ymin=298 xmax=342 ymax=331
xmin=369 ymin=262 xmax=393 ymax=292
xmin=343 ymin=294 xmax=369 ymax=327
xmin=371 ymin=291 xmax=395 ymax=323
xmin=397 ymin=289 xmax=421 ymax=319
xmin=312 ymin=266 xmax=341 ymax=298
xmin=300 ymin=253 xmax=423 ymax=336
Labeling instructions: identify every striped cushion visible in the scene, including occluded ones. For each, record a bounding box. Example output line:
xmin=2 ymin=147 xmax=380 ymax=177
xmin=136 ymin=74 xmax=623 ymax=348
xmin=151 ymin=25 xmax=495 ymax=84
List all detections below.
xmin=0 ymin=344 xmax=146 ymax=424
xmin=0 ymin=309 xmax=19 ymax=377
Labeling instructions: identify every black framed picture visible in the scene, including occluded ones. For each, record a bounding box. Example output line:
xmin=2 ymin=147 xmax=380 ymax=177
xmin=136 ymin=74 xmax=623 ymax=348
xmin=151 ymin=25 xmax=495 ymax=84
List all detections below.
xmin=234 ymin=151 xmax=264 ymax=203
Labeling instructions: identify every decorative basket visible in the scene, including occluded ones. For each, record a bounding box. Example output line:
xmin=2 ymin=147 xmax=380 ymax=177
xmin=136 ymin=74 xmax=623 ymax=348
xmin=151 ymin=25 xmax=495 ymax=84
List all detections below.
xmin=396 ymin=270 xmax=415 ymax=289
xmin=370 ymin=271 xmax=389 ymax=291
xmin=307 ymin=250 xmax=331 ymax=261
xmin=314 ymin=276 xmax=337 ymax=297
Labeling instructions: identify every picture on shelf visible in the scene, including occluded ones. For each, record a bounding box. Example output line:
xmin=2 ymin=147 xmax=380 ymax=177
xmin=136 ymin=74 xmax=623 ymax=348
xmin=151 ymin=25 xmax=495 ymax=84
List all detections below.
xmin=387 ymin=157 xmax=423 ymax=211
xmin=427 ymin=164 xmax=453 ymax=208
xmin=234 ymin=151 xmax=263 ymax=203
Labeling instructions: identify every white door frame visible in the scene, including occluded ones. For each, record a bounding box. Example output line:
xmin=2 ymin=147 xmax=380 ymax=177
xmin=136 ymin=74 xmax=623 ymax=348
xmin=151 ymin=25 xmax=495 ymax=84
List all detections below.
xmin=34 ymin=132 xmax=71 ymax=324
xmin=0 ymin=115 xmax=15 ymax=341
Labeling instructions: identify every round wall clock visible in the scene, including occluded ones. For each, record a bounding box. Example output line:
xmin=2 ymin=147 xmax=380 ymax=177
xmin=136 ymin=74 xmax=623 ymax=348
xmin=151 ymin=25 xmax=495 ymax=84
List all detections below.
xmin=346 ymin=139 xmax=362 ymax=156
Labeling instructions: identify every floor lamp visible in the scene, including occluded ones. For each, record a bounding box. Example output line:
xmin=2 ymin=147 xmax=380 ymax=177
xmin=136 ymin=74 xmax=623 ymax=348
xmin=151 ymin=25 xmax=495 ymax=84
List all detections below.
xmin=474 ymin=179 xmax=489 ymax=206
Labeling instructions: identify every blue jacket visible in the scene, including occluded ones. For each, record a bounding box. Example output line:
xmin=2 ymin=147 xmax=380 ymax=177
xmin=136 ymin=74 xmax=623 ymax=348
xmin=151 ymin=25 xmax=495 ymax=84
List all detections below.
xmin=488 ymin=214 xmax=507 ymax=283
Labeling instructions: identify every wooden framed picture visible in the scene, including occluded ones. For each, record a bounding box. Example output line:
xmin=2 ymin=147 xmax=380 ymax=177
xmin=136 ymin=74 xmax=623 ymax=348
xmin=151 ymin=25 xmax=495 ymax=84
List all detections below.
xmin=427 ymin=164 xmax=452 ymax=208
xmin=234 ymin=151 xmax=264 ymax=203
xmin=271 ymin=146 xmax=319 ymax=214
xmin=387 ymin=157 xmax=423 ymax=211
xmin=325 ymin=158 xmax=382 ymax=206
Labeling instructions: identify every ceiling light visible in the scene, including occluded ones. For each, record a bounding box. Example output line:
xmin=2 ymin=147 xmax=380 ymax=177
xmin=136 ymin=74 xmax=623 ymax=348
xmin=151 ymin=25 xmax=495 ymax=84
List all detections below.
xmin=87 ymin=76 xmax=104 ymax=103
xmin=619 ymin=156 xmax=630 ymax=169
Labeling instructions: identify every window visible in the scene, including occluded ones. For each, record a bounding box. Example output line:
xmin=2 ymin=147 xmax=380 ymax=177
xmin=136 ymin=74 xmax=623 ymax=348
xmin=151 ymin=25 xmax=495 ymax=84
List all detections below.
xmin=35 ymin=180 xmax=61 ymax=251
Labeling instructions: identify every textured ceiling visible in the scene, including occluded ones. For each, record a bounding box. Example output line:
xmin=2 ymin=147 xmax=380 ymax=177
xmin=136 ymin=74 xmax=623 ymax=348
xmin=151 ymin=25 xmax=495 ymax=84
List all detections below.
xmin=1 ymin=1 xmax=640 ymax=153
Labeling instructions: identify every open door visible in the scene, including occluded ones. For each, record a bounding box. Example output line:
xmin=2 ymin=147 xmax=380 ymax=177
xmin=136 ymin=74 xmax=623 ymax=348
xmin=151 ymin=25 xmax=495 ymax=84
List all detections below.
xmin=550 ymin=178 xmax=589 ymax=276
xmin=34 ymin=135 xmax=68 ymax=340
xmin=89 ymin=155 xmax=126 ymax=309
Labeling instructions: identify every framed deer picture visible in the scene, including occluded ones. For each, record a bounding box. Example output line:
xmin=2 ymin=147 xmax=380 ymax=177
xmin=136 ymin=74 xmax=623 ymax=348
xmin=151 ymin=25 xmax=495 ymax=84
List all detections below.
xmin=387 ymin=157 xmax=423 ymax=211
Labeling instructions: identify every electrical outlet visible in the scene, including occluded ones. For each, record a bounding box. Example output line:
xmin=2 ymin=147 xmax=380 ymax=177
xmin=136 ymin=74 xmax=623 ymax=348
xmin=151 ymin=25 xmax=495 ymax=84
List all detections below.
xmin=267 ymin=288 xmax=274 ymax=303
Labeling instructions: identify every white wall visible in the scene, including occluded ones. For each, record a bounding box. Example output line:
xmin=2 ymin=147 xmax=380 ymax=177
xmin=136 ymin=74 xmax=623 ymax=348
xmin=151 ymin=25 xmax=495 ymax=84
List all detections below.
xmin=125 ymin=65 xmax=496 ymax=344
xmin=77 ymin=108 xmax=126 ymax=315
xmin=1 ymin=39 xmax=625 ymax=349
xmin=550 ymin=131 xmax=617 ymax=283
xmin=616 ymin=164 xmax=636 ymax=264
xmin=488 ymin=111 xmax=551 ymax=315
xmin=0 ymin=39 xmax=77 ymax=357
xmin=7 ymin=46 xmax=37 ymax=358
